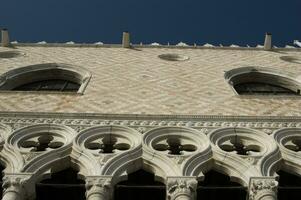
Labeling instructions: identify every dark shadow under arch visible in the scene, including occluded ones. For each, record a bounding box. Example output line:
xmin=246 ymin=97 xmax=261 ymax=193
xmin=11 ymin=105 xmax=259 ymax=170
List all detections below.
xmin=278 ymin=170 xmax=301 ymax=200
xmin=114 ymin=169 xmax=165 ymax=200
xmin=0 ymin=164 xmax=4 ymax=198
xmin=35 ymin=168 xmax=85 ymax=200
xmin=197 ymin=170 xmax=247 ymax=200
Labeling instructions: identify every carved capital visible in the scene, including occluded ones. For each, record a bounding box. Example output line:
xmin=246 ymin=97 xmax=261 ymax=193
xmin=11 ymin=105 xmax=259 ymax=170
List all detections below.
xmin=85 ymin=176 xmax=112 ymax=200
xmin=2 ymin=173 xmax=33 ymax=200
xmin=166 ymin=177 xmax=198 ymax=200
xmin=248 ymin=177 xmax=278 ymax=200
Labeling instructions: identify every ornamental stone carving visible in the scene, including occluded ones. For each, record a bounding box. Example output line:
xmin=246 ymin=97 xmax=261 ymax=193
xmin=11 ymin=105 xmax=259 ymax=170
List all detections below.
xmin=2 ymin=124 xmax=76 ymax=173
xmin=72 ymin=125 xmax=142 ymax=179
xmin=2 ymin=173 xmax=33 ymax=200
xmin=248 ymin=177 xmax=278 ymax=200
xmin=85 ymin=176 xmax=112 ymax=200
xmin=143 ymin=127 xmax=211 ymax=178
xmin=209 ymin=128 xmax=280 ymax=184
xmin=273 ymin=128 xmax=301 ymax=175
xmin=166 ymin=177 xmax=198 ymax=200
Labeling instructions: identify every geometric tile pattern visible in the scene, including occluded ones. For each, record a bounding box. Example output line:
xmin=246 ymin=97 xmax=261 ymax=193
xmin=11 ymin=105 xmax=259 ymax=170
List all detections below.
xmin=0 ymin=45 xmax=301 ymax=116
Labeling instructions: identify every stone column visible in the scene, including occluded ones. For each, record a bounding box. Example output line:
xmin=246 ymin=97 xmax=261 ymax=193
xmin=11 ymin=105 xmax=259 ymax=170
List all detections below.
xmin=248 ymin=177 xmax=278 ymax=200
xmin=2 ymin=174 xmax=32 ymax=200
xmin=85 ymin=176 xmax=112 ymax=200
xmin=166 ymin=177 xmax=198 ymax=200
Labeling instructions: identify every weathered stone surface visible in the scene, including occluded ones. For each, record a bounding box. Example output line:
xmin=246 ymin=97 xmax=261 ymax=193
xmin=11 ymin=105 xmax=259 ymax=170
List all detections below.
xmin=0 ymin=46 xmax=301 ymax=116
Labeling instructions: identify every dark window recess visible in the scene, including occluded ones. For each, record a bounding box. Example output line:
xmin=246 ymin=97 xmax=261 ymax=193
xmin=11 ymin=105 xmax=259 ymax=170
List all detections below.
xmin=13 ymin=79 xmax=80 ymax=92
xmin=278 ymin=170 xmax=301 ymax=200
xmin=114 ymin=169 xmax=165 ymax=200
xmin=234 ymin=82 xmax=299 ymax=95
xmin=0 ymin=164 xmax=4 ymax=198
xmin=35 ymin=168 xmax=85 ymax=200
xmin=197 ymin=170 xmax=247 ymax=200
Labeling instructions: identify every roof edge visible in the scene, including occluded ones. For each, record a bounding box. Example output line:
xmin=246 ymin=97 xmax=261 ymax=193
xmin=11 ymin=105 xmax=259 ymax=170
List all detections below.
xmin=4 ymin=42 xmax=301 ymax=52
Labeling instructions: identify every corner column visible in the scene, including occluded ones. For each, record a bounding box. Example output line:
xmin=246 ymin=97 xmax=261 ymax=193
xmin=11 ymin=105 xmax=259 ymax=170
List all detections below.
xmin=166 ymin=177 xmax=198 ymax=200
xmin=2 ymin=174 xmax=32 ymax=200
xmin=248 ymin=177 xmax=278 ymax=200
xmin=85 ymin=176 xmax=112 ymax=200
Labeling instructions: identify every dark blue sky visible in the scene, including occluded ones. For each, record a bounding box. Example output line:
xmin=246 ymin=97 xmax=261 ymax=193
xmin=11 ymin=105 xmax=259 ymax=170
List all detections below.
xmin=1 ymin=0 xmax=300 ymax=46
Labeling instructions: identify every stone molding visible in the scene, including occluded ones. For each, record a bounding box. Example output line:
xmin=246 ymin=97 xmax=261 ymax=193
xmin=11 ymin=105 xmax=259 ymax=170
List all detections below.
xmin=248 ymin=177 xmax=278 ymax=200
xmin=166 ymin=177 xmax=198 ymax=200
xmin=1 ymin=112 xmax=301 ymax=132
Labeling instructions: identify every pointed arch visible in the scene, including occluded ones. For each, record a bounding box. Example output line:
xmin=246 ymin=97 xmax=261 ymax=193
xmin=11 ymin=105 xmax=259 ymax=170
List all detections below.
xmin=224 ymin=66 xmax=301 ymax=95
xmin=208 ymin=127 xmax=280 ymax=186
xmin=72 ymin=125 xmax=143 ymax=185
xmin=0 ymin=63 xmax=91 ymax=94
xmin=2 ymin=124 xmax=77 ymax=180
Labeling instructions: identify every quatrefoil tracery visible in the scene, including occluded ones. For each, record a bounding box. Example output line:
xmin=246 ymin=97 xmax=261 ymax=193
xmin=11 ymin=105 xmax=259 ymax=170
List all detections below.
xmin=85 ymin=135 xmax=130 ymax=154
xmin=20 ymin=134 xmax=64 ymax=152
xmin=153 ymin=138 xmax=197 ymax=155
xmin=219 ymin=136 xmax=261 ymax=156
xmin=284 ymin=139 xmax=301 ymax=152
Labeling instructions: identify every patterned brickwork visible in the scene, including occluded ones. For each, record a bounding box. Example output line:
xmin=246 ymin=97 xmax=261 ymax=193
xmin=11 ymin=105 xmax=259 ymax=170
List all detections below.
xmin=0 ymin=45 xmax=301 ymax=116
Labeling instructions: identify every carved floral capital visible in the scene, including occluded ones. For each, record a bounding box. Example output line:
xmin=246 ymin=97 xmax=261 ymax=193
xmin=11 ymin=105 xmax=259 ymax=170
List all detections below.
xmin=166 ymin=177 xmax=198 ymax=200
xmin=85 ymin=176 xmax=112 ymax=199
xmin=248 ymin=177 xmax=278 ymax=200
xmin=2 ymin=174 xmax=32 ymax=196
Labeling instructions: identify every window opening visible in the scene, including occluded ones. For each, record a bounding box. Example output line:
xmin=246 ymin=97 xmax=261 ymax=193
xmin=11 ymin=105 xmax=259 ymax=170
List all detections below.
xmin=114 ymin=169 xmax=165 ymax=200
xmin=278 ymin=170 xmax=301 ymax=200
xmin=13 ymin=79 xmax=80 ymax=92
xmin=35 ymin=168 xmax=85 ymax=200
xmin=197 ymin=170 xmax=247 ymax=200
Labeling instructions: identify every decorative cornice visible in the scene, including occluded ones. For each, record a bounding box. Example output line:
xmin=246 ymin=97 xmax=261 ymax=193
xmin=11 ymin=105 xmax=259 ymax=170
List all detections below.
xmin=0 ymin=112 xmax=301 ymax=133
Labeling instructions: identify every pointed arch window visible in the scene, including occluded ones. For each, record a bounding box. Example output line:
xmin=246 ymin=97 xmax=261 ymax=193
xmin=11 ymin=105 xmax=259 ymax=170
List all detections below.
xmin=224 ymin=67 xmax=301 ymax=95
xmin=0 ymin=63 xmax=91 ymax=94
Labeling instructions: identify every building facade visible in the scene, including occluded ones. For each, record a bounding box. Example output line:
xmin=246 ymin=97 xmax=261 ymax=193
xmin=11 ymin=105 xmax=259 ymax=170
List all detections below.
xmin=0 ymin=37 xmax=301 ymax=200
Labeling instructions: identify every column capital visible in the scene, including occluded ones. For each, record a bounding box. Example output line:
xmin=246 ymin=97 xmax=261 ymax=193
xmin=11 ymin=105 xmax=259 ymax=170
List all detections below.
xmin=166 ymin=176 xmax=198 ymax=200
xmin=2 ymin=173 xmax=33 ymax=200
xmin=248 ymin=177 xmax=278 ymax=200
xmin=85 ymin=176 xmax=113 ymax=200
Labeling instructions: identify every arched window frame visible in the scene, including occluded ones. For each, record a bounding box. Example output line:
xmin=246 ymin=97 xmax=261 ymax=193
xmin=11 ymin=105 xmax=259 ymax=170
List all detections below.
xmin=224 ymin=66 xmax=301 ymax=96
xmin=0 ymin=63 xmax=91 ymax=94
